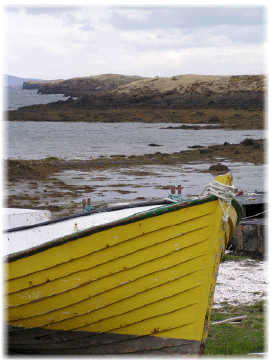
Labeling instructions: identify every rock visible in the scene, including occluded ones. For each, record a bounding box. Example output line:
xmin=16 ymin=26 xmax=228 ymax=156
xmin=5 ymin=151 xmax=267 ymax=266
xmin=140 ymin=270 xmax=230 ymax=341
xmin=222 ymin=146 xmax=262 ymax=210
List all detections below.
xmin=23 ymin=80 xmax=54 ymax=90
xmin=188 ymin=145 xmax=205 ymax=149
xmin=34 ymin=74 xmax=264 ymax=109
xmin=48 ymin=205 xmax=62 ymax=212
xmin=241 ymin=138 xmax=255 ymax=146
xmin=66 ymin=96 xmax=75 ymax=103
xmin=200 ymin=148 xmax=213 ymax=154
xmin=148 ymin=143 xmax=162 ymax=147
xmin=37 ymin=74 xmax=144 ymax=95
xmin=253 ymin=143 xmax=264 ymax=150
xmin=208 ymin=115 xmax=221 ymax=123
xmin=208 ymin=163 xmax=229 ymax=172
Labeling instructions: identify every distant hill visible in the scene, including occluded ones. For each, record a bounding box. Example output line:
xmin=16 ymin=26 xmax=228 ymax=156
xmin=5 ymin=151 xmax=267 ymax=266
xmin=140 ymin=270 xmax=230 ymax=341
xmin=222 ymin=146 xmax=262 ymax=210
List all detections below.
xmin=4 ymin=74 xmax=144 ymax=91
xmin=37 ymin=74 xmax=145 ymax=95
xmin=35 ymin=73 xmax=265 ymax=100
xmin=4 ymin=75 xmax=46 ymax=88
xmin=115 ymin=74 xmax=265 ymax=95
xmin=73 ymin=74 xmax=265 ymax=110
xmin=23 ymin=79 xmax=63 ymax=90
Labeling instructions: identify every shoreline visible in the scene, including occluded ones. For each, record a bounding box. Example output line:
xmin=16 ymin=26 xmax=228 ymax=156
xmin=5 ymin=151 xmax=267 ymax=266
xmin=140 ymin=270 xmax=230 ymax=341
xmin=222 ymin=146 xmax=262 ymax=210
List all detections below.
xmin=5 ymin=107 xmax=264 ymax=130
xmin=4 ymin=138 xmax=265 ymax=219
xmin=5 ymin=138 xmax=265 ymax=182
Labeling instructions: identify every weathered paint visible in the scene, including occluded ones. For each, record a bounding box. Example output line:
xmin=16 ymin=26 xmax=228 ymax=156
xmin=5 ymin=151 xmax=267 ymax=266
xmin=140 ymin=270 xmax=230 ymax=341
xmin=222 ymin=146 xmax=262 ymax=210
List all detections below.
xmin=3 ymin=205 xmax=163 ymax=257
xmin=4 ymin=173 xmax=242 ymax=355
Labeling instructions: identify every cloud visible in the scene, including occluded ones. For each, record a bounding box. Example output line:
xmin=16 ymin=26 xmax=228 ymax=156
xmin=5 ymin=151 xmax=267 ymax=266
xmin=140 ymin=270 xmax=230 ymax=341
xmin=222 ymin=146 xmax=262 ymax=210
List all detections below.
xmin=4 ymin=5 xmax=266 ymax=79
xmin=4 ymin=5 xmax=82 ymax=16
xmin=25 ymin=6 xmax=82 ymax=16
xmin=61 ymin=12 xmax=94 ymax=30
xmin=119 ymin=23 xmax=264 ymax=55
xmin=3 ymin=6 xmax=21 ymax=13
xmin=4 ymin=5 xmax=97 ymax=31
xmin=108 ymin=6 xmax=265 ymax=30
xmin=117 ymin=43 xmax=264 ymax=76
xmin=79 ymin=25 xmax=95 ymax=32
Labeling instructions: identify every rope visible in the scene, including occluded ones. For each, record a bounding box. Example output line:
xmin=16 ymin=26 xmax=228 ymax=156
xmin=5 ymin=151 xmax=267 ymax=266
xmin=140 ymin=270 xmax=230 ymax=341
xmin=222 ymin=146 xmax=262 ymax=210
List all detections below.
xmin=84 ymin=205 xmax=96 ymax=212
xmin=242 ymin=210 xmax=267 ymax=220
xmin=199 ymin=180 xmax=235 ymax=229
xmin=165 ymin=194 xmax=184 ymax=203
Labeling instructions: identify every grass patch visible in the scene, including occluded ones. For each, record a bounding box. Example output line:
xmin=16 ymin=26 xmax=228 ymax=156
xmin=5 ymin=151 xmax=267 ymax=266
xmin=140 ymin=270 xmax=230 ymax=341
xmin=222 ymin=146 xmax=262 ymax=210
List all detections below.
xmin=204 ymin=301 xmax=266 ymax=356
xmin=222 ymin=254 xmax=247 ymax=262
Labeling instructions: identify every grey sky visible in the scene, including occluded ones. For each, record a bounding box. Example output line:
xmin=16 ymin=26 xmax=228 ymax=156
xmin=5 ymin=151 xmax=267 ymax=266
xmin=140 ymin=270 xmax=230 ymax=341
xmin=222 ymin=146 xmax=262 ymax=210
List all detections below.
xmin=3 ymin=4 xmax=267 ymax=80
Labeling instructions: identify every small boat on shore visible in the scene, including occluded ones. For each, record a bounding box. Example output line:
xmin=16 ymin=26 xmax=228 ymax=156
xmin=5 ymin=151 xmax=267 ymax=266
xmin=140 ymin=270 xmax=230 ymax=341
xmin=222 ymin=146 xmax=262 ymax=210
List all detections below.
xmin=4 ymin=173 xmax=242 ymax=356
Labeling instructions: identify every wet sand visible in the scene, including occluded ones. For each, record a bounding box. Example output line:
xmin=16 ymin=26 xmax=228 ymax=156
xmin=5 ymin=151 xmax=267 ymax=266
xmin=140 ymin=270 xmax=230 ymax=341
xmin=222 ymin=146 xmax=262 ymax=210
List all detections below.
xmin=4 ymin=138 xmax=265 ymax=219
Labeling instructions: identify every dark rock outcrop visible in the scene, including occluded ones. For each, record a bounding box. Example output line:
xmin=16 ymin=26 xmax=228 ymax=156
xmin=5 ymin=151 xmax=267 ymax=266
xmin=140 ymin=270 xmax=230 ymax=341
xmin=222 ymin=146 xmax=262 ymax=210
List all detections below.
xmin=73 ymin=89 xmax=264 ymax=110
xmin=34 ymin=74 xmax=265 ymax=110
xmin=208 ymin=163 xmax=230 ymax=172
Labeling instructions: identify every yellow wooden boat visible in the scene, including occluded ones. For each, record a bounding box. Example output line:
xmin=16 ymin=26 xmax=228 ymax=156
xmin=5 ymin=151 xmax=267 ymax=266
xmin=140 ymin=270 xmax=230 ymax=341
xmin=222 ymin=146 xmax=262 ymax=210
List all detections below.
xmin=4 ymin=173 xmax=242 ymax=355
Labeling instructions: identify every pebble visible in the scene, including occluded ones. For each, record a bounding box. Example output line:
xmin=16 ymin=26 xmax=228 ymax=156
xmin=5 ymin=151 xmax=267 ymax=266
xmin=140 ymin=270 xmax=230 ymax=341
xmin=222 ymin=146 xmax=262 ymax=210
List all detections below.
xmin=213 ymin=258 xmax=267 ymax=308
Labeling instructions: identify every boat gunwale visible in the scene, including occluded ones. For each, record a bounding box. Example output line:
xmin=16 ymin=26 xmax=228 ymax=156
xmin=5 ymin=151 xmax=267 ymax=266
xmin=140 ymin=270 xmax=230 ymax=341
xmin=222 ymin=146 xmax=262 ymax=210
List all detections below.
xmin=4 ymin=195 xmax=242 ymax=264
xmin=3 ymin=199 xmax=167 ymax=234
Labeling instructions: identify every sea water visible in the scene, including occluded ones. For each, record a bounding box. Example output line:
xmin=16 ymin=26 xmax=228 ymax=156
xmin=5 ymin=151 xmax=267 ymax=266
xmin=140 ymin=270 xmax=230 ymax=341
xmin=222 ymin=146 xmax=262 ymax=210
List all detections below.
xmin=4 ymin=88 xmax=69 ymax=111
xmin=3 ymin=89 xmax=266 ymax=195
xmin=4 ymin=121 xmax=265 ymax=161
xmin=4 ymin=88 xmax=266 ymax=161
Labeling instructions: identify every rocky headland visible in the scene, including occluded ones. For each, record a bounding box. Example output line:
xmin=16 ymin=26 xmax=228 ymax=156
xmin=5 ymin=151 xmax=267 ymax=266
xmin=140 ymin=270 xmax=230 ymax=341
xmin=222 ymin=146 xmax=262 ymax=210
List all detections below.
xmin=8 ymin=74 xmax=265 ymax=129
xmin=22 ymin=79 xmax=64 ymax=90
xmin=23 ymin=74 xmax=144 ymax=93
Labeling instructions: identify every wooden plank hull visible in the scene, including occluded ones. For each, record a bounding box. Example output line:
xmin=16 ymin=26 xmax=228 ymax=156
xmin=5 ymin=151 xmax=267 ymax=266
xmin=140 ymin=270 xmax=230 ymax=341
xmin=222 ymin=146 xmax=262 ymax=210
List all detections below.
xmin=4 ymin=175 xmax=242 ymax=355
xmin=7 ymin=324 xmax=201 ymax=355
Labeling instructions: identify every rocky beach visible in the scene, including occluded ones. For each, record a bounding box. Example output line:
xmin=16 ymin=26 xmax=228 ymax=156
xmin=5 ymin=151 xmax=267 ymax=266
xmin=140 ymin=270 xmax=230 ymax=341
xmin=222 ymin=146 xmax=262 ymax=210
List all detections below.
xmin=4 ymin=74 xmax=266 ymax=219
xmin=4 ymin=136 xmax=265 ymax=218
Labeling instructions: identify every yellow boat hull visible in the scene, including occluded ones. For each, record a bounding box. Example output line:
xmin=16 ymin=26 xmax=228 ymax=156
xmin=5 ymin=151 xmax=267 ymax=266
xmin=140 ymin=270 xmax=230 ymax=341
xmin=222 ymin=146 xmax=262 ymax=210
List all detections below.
xmin=4 ymin=174 xmax=242 ymax=355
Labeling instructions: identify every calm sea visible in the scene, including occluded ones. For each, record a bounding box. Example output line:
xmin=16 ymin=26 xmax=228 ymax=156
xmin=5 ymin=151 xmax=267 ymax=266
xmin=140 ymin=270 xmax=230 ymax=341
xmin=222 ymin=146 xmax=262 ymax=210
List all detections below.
xmin=4 ymin=88 xmax=69 ymax=111
xmin=4 ymin=88 xmax=265 ymax=160
xmin=4 ymin=121 xmax=264 ymax=161
xmin=3 ymin=88 xmax=266 ymax=194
